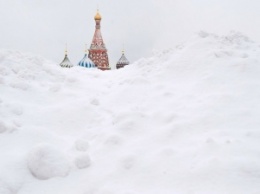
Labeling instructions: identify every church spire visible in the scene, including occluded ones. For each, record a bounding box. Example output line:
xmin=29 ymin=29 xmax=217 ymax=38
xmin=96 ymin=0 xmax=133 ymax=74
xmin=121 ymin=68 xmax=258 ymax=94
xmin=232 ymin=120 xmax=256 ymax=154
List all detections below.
xmin=65 ymin=43 xmax=68 ymax=56
xmin=85 ymin=44 xmax=88 ymax=54
xmin=89 ymin=9 xmax=110 ymax=70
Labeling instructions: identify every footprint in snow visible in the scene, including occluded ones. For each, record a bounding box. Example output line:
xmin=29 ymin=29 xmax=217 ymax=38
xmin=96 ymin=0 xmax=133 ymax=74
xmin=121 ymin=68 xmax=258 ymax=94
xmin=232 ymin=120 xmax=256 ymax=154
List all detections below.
xmin=105 ymin=135 xmax=123 ymax=146
xmin=121 ymin=156 xmax=135 ymax=170
xmin=75 ymin=154 xmax=91 ymax=169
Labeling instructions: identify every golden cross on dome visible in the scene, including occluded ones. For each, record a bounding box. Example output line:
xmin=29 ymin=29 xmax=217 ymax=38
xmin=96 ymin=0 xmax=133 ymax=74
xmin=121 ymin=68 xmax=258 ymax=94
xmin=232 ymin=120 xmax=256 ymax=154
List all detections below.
xmin=65 ymin=43 xmax=68 ymax=55
xmin=85 ymin=44 xmax=88 ymax=54
xmin=122 ymin=43 xmax=125 ymax=54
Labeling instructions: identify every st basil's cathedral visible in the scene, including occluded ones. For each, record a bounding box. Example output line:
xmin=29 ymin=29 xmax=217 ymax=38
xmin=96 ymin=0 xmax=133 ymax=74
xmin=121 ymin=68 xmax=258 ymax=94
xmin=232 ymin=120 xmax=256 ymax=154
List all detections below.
xmin=60 ymin=10 xmax=130 ymax=70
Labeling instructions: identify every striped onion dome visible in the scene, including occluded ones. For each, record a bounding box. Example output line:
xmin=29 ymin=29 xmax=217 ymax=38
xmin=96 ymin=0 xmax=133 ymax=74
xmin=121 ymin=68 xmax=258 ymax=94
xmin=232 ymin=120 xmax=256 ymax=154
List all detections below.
xmin=78 ymin=54 xmax=96 ymax=68
xmin=60 ymin=54 xmax=73 ymax=68
xmin=116 ymin=52 xmax=130 ymax=69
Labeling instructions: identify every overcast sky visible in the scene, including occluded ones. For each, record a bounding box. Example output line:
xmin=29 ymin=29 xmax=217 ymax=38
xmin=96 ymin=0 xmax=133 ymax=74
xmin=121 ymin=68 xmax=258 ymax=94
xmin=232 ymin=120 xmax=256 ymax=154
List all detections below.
xmin=1 ymin=0 xmax=260 ymax=68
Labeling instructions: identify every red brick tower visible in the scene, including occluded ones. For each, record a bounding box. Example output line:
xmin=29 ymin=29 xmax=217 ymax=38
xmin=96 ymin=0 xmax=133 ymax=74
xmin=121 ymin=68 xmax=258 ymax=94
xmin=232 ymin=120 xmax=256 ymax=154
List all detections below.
xmin=88 ymin=10 xmax=110 ymax=70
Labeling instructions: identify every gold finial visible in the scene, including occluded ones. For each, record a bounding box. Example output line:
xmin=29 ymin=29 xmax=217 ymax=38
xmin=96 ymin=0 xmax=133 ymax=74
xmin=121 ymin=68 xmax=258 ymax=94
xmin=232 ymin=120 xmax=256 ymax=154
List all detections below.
xmin=94 ymin=8 xmax=102 ymax=20
xmin=85 ymin=44 xmax=88 ymax=54
xmin=65 ymin=43 xmax=68 ymax=55
xmin=122 ymin=44 xmax=125 ymax=54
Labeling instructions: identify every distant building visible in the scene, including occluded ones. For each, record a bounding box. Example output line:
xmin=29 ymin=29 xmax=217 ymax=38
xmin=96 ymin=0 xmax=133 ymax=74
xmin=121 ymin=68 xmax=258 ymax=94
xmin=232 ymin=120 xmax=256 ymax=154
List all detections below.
xmin=88 ymin=10 xmax=110 ymax=70
xmin=116 ymin=50 xmax=130 ymax=69
xmin=59 ymin=9 xmax=130 ymax=70
xmin=59 ymin=49 xmax=73 ymax=68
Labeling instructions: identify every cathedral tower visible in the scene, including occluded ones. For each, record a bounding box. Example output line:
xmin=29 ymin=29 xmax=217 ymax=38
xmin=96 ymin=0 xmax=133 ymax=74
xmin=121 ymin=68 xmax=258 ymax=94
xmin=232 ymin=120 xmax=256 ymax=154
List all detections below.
xmin=89 ymin=10 xmax=110 ymax=70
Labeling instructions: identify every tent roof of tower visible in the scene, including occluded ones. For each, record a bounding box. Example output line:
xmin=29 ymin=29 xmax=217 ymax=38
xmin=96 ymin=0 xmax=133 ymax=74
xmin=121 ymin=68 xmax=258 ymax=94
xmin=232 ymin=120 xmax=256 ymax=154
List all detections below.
xmin=60 ymin=54 xmax=73 ymax=68
xmin=90 ymin=28 xmax=106 ymax=50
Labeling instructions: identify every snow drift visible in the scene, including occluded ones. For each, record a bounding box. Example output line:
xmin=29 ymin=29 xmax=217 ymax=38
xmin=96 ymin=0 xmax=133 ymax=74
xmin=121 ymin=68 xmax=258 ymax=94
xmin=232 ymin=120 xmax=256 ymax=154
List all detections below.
xmin=0 ymin=32 xmax=260 ymax=194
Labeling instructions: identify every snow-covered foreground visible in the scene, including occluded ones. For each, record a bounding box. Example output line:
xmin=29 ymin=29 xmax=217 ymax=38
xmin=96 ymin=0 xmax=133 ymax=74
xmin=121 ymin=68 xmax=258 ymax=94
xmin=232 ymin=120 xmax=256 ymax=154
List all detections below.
xmin=0 ymin=32 xmax=260 ymax=194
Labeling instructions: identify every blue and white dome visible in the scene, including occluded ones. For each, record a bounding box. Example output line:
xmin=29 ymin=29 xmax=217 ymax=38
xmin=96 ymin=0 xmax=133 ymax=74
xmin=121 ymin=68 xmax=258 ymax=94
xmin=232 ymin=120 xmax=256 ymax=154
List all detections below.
xmin=78 ymin=54 xmax=96 ymax=68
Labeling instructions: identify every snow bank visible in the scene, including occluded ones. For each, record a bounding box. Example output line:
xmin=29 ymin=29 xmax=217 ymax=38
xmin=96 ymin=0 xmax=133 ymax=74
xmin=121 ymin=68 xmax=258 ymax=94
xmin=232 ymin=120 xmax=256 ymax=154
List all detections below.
xmin=0 ymin=32 xmax=260 ymax=194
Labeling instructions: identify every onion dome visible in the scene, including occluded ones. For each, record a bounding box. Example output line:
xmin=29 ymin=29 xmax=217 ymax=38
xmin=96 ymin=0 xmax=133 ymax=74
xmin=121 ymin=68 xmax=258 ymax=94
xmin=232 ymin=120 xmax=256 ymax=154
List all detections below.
xmin=94 ymin=10 xmax=102 ymax=20
xmin=60 ymin=48 xmax=73 ymax=68
xmin=78 ymin=49 xmax=96 ymax=68
xmin=116 ymin=50 xmax=130 ymax=69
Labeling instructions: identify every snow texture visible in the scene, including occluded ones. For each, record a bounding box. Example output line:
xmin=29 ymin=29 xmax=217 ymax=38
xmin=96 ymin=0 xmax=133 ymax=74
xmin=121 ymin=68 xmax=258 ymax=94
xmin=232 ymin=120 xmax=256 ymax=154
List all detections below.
xmin=0 ymin=122 xmax=8 ymax=133
xmin=0 ymin=32 xmax=260 ymax=194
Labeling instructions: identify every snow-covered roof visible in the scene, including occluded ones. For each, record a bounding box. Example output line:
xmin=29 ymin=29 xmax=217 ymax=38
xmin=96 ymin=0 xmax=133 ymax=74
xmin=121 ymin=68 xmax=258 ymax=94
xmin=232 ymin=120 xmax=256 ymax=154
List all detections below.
xmin=59 ymin=54 xmax=73 ymax=68
xmin=78 ymin=54 xmax=96 ymax=68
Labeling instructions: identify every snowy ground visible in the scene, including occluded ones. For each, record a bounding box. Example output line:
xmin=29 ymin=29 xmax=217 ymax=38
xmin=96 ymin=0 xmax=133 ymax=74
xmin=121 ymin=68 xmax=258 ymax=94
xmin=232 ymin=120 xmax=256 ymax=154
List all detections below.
xmin=0 ymin=32 xmax=260 ymax=194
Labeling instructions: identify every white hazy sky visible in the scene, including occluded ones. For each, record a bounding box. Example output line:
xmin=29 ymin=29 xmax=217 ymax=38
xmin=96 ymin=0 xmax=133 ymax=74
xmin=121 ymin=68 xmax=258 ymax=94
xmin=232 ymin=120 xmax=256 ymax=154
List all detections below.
xmin=1 ymin=0 xmax=260 ymax=68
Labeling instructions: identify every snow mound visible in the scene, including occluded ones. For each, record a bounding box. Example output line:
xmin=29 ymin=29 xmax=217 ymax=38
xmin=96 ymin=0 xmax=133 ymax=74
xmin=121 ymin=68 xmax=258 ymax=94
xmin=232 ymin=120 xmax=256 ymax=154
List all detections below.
xmin=0 ymin=32 xmax=260 ymax=194
xmin=0 ymin=121 xmax=17 ymax=133
xmin=27 ymin=144 xmax=70 ymax=180
xmin=0 ymin=187 xmax=12 ymax=194
xmin=0 ymin=182 xmax=12 ymax=194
